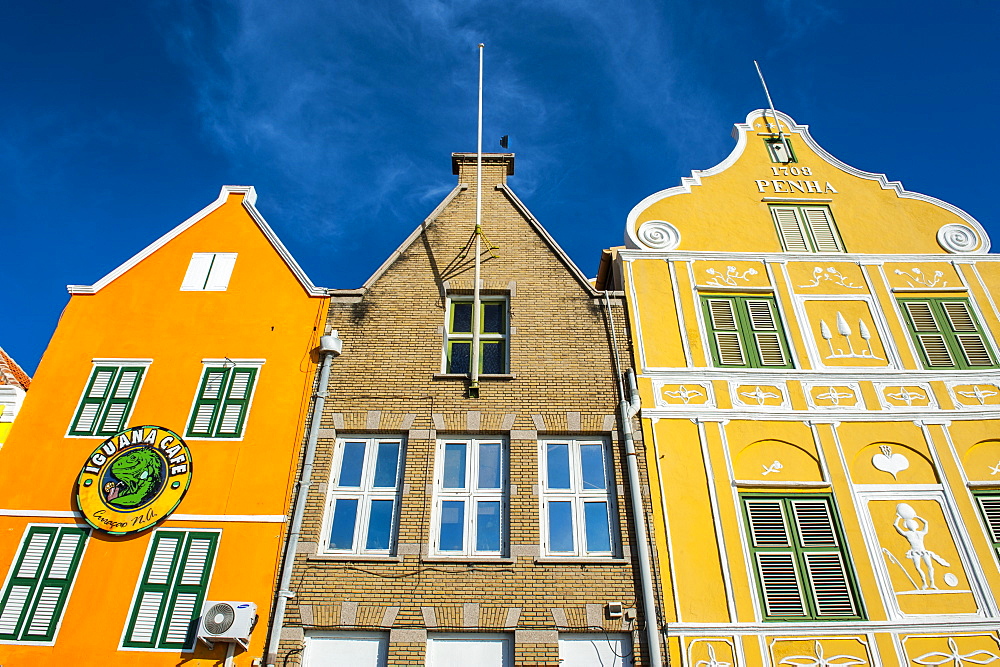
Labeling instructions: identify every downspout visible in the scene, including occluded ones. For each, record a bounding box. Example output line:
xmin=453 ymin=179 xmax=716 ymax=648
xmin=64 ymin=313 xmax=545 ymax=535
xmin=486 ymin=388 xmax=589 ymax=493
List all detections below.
xmin=605 ymin=292 xmax=663 ymax=667
xmin=265 ymin=331 xmax=343 ymax=667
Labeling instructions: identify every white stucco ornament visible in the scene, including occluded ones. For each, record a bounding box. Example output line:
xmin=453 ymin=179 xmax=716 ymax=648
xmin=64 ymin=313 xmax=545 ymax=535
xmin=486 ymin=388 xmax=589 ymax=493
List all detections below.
xmin=636 ymin=220 xmax=680 ymax=250
xmin=937 ymin=223 xmax=981 ymax=253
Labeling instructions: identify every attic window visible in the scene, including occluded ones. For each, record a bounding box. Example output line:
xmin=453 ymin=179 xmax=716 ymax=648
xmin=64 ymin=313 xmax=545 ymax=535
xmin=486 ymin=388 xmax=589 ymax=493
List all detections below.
xmin=180 ymin=253 xmax=238 ymax=291
xmin=766 ymin=138 xmax=796 ymax=164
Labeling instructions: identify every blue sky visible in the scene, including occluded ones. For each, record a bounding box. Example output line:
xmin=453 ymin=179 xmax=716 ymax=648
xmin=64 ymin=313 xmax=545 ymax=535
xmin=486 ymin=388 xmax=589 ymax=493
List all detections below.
xmin=4 ymin=1 xmax=998 ymax=373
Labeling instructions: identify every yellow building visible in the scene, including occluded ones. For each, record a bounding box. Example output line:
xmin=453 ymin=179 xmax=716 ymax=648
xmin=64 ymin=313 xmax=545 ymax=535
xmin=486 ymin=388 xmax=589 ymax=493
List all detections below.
xmin=604 ymin=109 xmax=1000 ymax=665
xmin=0 ymin=186 xmax=328 ymax=665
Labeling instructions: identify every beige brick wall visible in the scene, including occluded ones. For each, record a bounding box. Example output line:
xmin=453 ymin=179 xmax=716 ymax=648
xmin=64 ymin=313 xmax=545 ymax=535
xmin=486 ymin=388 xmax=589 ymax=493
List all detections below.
xmin=274 ymin=155 xmax=661 ymax=665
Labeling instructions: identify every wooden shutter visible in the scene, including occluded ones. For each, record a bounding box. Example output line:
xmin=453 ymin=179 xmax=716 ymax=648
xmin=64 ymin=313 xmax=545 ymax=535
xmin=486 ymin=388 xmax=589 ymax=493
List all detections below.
xmin=70 ymin=367 xmax=116 ymax=435
xmin=216 ymin=369 xmax=257 ymax=437
xmin=803 ymin=207 xmax=843 ymax=251
xmin=187 ymin=369 xmax=229 ymax=437
xmin=902 ymin=301 xmax=953 ymax=367
xmin=941 ymin=301 xmax=994 ymax=366
xmin=746 ymin=500 xmax=806 ymax=617
xmin=0 ymin=526 xmax=88 ymax=642
xmin=791 ymin=500 xmax=857 ymax=617
xmin=706 ymin=298 xmax=746 ymax=366
xmin=124 ymin=531 xmax=218 ymax=650
xmin=771 ymin=207 xmax=809 ymax=252
xmin=98 ymin=368 xmax=143 ymax=435
xmin=745 ymin=300 xmax=789 ymax=367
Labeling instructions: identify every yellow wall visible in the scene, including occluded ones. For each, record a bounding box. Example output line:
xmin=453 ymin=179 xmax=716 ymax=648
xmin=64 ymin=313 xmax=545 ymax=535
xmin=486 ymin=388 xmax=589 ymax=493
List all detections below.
xmin=0 ymin=191 xmax=327 ymax=665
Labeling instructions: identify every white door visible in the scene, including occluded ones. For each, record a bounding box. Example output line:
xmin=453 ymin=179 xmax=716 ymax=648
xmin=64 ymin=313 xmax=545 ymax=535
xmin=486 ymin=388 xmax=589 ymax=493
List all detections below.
xmin=558 ymin=633 xmax=633 ymax=666
xmin=426 ymin=633 xmax=513 ymax=667
xmin=305 ymin=632 xmax=388 ymax=666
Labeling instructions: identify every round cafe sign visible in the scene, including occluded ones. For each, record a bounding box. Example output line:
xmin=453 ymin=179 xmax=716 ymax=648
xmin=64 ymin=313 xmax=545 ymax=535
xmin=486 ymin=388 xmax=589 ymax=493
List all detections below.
xmin=76 ymin=425 xmax=193 ymax=535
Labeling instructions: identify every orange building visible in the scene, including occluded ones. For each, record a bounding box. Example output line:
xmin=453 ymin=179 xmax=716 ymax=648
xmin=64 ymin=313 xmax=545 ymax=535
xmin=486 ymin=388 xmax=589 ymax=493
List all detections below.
xmin=0 ymin=186 xmax=328 ymax=665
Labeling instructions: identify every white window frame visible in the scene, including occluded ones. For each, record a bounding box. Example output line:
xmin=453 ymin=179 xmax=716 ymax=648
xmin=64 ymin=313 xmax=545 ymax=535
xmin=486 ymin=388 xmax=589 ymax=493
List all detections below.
xmin=321 ymin=437 xmax=405 ymax=556
xmin=183 ymin=359 xmax=264 ymax=441
xmin=442 ymin=295 xmax=510 ymax=375
xmin=430 ymin=437 xmax=507 ymax=557
xmin=66 ymin=359 xmax=152 ymax=438
xmin=770 ymin=205 xmax=844 ymax=253
xmin=305 ymin=631 xmax=389 ymax=666
xmin=180 ymin=252 xmax=238 ymax=291
xmin=539 ymin=438 xmax=619 ymax=558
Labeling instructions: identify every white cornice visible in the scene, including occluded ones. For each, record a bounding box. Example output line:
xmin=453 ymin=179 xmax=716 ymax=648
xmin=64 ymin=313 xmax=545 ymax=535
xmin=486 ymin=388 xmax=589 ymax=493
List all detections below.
xmin=618 ymin=249 xmax=1000 ymax=263
xmin=624 ymin=109 xmax=991 ymax=253
xmin=67 ymin=185 xmax=327 ymax=297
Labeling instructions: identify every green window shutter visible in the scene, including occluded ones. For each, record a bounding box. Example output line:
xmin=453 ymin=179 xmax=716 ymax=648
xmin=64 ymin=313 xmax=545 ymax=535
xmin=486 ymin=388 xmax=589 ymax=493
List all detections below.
xmin=96 ymin=368 xmax=144 ymax=436
xmin=975 ymin=494 xmax=1000 ymax=558
xmin=899 ymin=298 xmax=996 ymax=370
xmin=705 ymin=298 xmax=747 ymax=366
xmin=123 ymin=531 xmax=219 ymax=650
xmin=743 ymin=496 xmax=861 ymax=621
xmin=745 ymin=299 xmax=791 ymax=367
xmin=70 ymin=366 xmax=145 ymax=436
xmin=0 ymin=526 xmax=88 ymax=643
xmin=802 ymin=207 xmax=843 ymax=252
xmin=771 ymin=207 xmax=809 ymax=252
xmin=214 ymin=369 xmax=257 ymax=438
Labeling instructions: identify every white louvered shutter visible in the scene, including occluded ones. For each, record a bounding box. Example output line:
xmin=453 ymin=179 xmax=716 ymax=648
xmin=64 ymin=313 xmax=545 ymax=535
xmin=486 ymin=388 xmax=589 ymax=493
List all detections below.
xmin=127 ymin=534 xmax=180 ymax=646
xmin=772 ymin=207 xmax=809 ymax=252
xmin=707 ymin=299 xmax=746 ymax=366
xmin=803 ymin=207 xmax=843 ymax=251
xmin=180 ymin=253 xmax=215 ymax=290
xmin=203 ymin=253 xmax=238 ymax=291
xmin=746 ymin=300 xmax=788 ymax=367
xmin=161 ymin=535 xmax=218 ymax=649
xmin=0 ymin=527 xmax=88 ymax=642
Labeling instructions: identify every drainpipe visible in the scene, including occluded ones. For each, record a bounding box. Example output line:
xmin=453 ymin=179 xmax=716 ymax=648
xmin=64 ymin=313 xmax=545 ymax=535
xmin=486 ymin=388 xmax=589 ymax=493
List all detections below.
xmin=265 ymin=331 xmax=342 ymax=667
xmin=605 ymin=292 xmax=662 ymax=667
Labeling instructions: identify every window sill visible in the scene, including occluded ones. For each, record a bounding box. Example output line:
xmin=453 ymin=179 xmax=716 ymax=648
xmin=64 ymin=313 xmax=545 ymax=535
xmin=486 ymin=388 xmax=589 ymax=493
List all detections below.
xmin=433 ymin=373 xmax=516 ymax=381
xmin=421 ymin=556 xmax=516 ymax=564
xmin=534 ymin=556 xmax=627 ymax=565
xmin=307 ymin=553 xmax=404 ymax=563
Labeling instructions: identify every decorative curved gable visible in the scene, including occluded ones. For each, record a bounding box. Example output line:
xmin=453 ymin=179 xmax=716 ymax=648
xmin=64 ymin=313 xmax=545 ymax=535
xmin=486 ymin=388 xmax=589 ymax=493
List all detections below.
xmin=626 ymin=109 xmax=990 ymax=255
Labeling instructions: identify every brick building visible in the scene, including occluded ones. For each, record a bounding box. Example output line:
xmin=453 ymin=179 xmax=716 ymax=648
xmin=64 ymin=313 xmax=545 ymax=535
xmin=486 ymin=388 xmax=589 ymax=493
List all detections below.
xmin=269 ymin=153 xmax=660 ymax=666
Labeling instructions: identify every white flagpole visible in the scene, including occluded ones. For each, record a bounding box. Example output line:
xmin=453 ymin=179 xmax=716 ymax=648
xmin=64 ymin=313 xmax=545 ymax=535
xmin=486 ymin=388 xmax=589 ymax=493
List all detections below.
xmin=470 ymin=43 xmax=484 ymax=396
xmin=754 ymin=60 xmax=789 ymax=155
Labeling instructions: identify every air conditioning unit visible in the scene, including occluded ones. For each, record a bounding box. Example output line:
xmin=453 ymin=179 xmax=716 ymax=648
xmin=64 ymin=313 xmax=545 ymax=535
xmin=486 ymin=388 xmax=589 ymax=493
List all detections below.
xmin=197 ymin=600 xmax=258 ymax=650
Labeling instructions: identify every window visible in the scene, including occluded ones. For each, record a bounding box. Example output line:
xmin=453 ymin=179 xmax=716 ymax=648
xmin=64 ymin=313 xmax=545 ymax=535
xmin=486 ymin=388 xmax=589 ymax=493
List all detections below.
xmin=0 ymin=525 xmax=89 ymax=643
xmin=426 ymin=633 xmax=513 ymax=667
xmin=324 ymin=437 xmax=404 ymax=555
xmin=444 ymin=297 xmax=508 ymax=374
xmin=770 ymin=205 xmax=843 ymax=252
xmin=180 ymin=253 xmax=237 ymax=291
xmin=898 ymin=297 xmax=996 ymax=369
xmin=765 ymin=137 xmax=796 ymax=163
xmin=185 ymin=363 xmax=261 ymax=439
xmin=702 ymin=295 xmax=792 ymax=368
xmin=540 ymin=439 xmax=617 ymax=557
xmin=122 ymin=530 xmax=219 ymax=650
xmin=305 ymin=632 xmax=388 ymax=667
xmin=558 ymin=633 xmax=633 ymax=667
xmin=432 ymin=438 xmax=506 ymax=556
xmin=974 ymin=493 xmax=1000 ymax=558
xmin=69 ymin=363 xmax=147 ymax=436
xmin=742 ymin=495 xmax=862 ymax=621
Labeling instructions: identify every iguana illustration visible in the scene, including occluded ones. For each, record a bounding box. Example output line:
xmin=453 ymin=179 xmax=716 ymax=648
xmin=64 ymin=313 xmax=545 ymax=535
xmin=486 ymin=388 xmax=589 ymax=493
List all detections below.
xmin=105 ymin=448 xmax=163 ymax=507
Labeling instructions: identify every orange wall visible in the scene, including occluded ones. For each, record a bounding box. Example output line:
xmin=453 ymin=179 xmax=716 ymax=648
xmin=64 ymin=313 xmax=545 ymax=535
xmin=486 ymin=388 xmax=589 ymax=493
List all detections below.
xmin=0 ymin=192 xmax=327 ymax=664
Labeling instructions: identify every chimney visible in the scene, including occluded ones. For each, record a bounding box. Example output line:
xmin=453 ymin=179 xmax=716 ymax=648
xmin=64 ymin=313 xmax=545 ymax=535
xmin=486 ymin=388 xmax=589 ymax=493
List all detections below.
xmin=451 ymin=153 xmax=515 ymax=186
